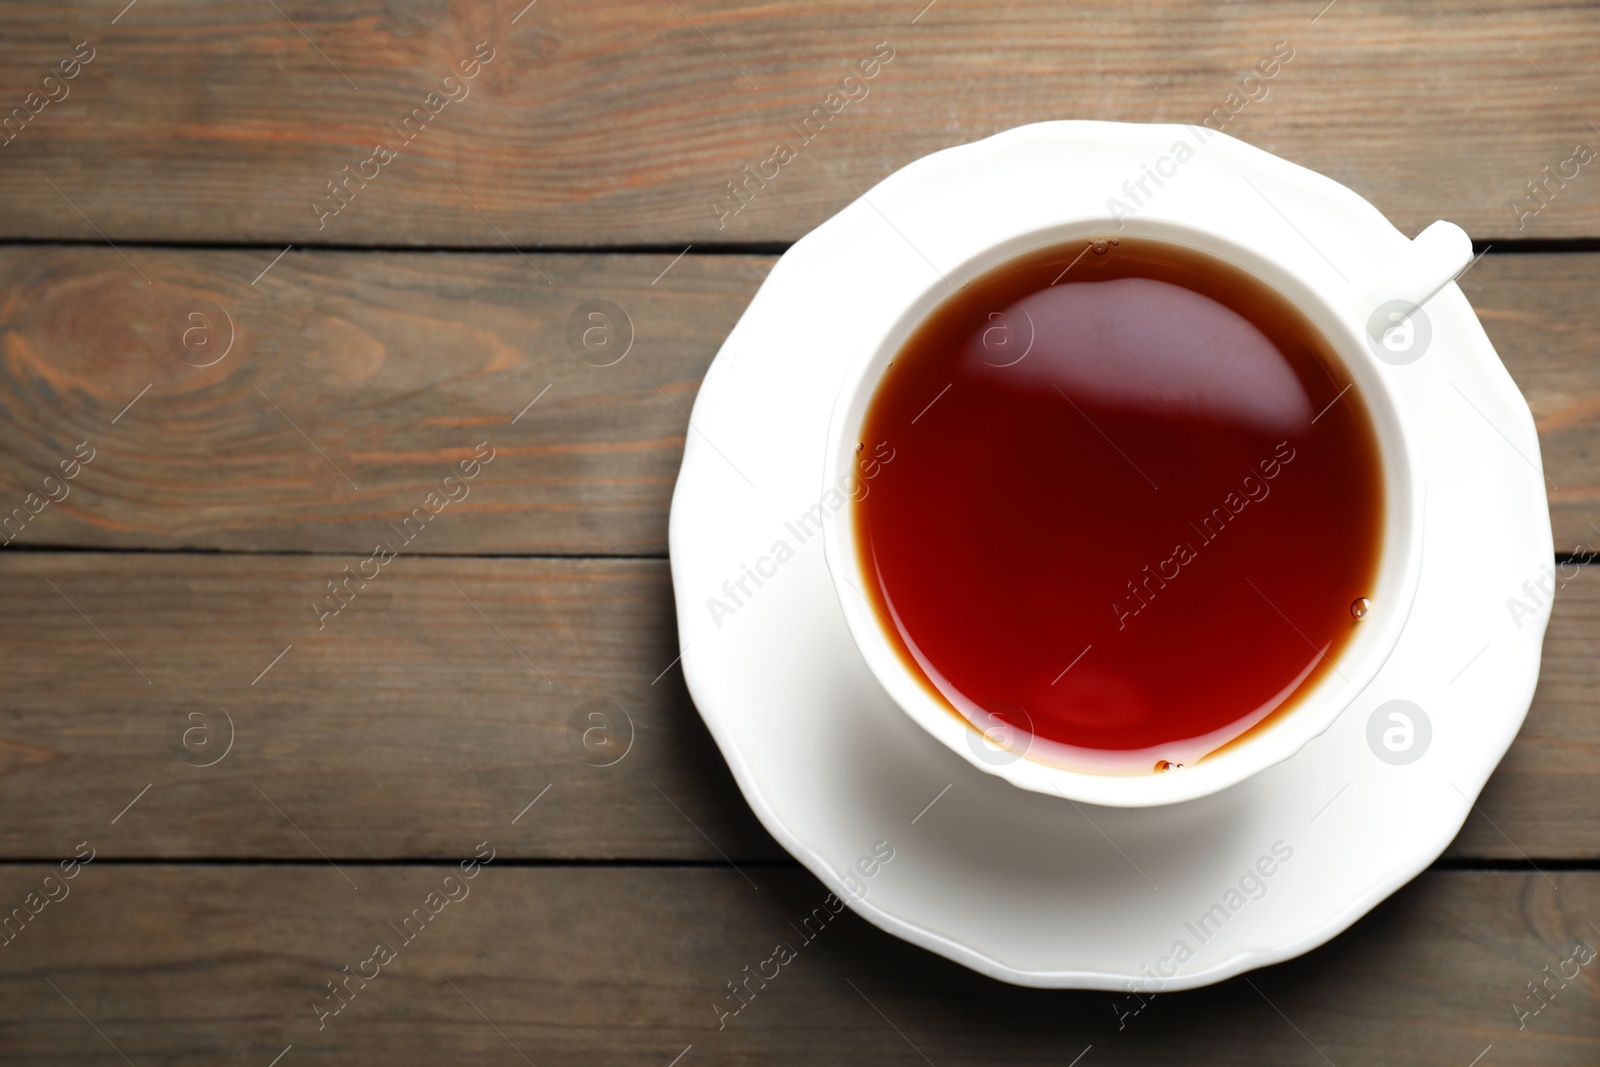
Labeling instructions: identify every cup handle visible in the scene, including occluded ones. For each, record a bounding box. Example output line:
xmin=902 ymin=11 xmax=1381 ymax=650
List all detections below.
xmin=1351 ymin=220 xmax=1473 ymax=329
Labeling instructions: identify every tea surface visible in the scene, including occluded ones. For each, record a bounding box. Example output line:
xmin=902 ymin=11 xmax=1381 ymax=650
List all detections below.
xmin=854 ymin=237 xmax=1386 ymax=773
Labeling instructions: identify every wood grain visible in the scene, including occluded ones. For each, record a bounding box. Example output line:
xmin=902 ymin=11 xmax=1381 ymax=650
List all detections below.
xmin=0 ymin=552 xmax=778 ymax=863
xmin=0 ymin=865 xmax=1595 ymax=1065
xmin=1463 ymin=553 xmax=1600 ymax=860
xmin=2 ymin=246 xmax=1598 ymax=555
xmin=0 ymin=550 xmax=1592 ymax=861
xmin=0 ymin=245 xmax=766 ymax=556
xmin=0 ymin=1 xmax=1597 ymax=245
xmin=1460 ymin=254 xmax=1600 ymax=550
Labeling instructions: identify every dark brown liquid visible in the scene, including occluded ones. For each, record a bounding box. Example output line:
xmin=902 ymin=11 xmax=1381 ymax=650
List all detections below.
xmin=855 ymin=238 xmax=1385 ymax=773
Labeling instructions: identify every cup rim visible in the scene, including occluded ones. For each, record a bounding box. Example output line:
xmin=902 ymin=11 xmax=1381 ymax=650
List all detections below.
xmin=822 ymin=219 xmax=1426 ymax=807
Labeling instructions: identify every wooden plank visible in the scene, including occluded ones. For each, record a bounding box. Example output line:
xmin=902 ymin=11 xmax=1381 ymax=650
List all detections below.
xmin=2 ymin=247 xmax=1598 ymax=556
xmin=0 ymin=1 xmax=1597 ymax=245
xmin=0 ymin=551 xmax=1593 ymax=861
xmin=0 ymin=865 xmax=1595 ymax=1064
xmin=1448 ymin=552 xmax=1600 ymax=861
xmin=0 ymin=245 xmax=766 ymax=556
xmin=0 ymin=552 xmax=780 ymax=863
xmin=1460 ymin=254 xmax=1600 ymax=554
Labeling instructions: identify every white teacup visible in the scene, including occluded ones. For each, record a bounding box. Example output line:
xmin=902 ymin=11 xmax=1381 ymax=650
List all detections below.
xmin=822 ymin=201 xmax=1468 ymax=807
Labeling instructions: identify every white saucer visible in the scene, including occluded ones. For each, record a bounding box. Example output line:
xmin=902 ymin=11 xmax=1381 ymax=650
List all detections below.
xmin=668 ymin=122 xmax=1553 ymax=989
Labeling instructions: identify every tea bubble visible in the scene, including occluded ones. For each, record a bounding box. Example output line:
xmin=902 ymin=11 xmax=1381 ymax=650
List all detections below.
xmin=1351 ymin=597 xmax=1371 ymax=619
xmin=1155 ymin=760 xmax=1184 ymax=772
xmin=1091 ymin=238 xmax=1119 ymax=255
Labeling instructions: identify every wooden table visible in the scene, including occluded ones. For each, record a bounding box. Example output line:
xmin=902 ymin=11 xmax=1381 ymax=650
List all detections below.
xmin=0 ymin=2 xmax=1596 ymax=1063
